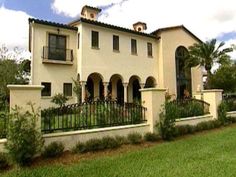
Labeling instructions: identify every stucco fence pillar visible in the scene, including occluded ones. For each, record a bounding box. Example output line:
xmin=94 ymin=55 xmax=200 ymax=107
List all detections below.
xmin=140 ymin=88 xmax=166 ymax=133
xmin=7 ymin=85 xmax=44 ymax=129
xmin=201 ymin=89 xmax=223 ymax=119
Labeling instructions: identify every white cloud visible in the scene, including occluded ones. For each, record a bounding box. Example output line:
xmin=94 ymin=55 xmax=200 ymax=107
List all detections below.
xmin=52 ymin=0 xmax=236 ymax=42
xmin=0 ymin=5 xmax=31 ymax=58
xmin=51 ymin=0 xmax=124 ymax=18
xmin=52 ymin=0 xmax=236 ymax=59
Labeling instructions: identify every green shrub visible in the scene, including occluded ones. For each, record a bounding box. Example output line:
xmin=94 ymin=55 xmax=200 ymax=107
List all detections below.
xmin=42 ymin=142 xmax=64 ymax=158
xmin=212 ymin=120 xmax=222 ymax=128
xmin=195 ymin=121 xmax=215 ymax=131
xmin=5 ymin=105 xmax=44 ymax=166
xmin=175 ymin=125 xmax=195 ymax=136
xmin=85 ymin=138 xmax=105 ymax=152
xmin=218 ymin=101 xmax=229 ymax=125
xmin=157 ymin=101 xmax=177 ymax=141
xmin=179 ymin=101 xmax=204 ymax=118
xmin=115 ymin=135 xmax=128 ymax=145
xmin=101 ymin=136 xmax=120 ymax=149
xmin=228 ymin=116 xmax=236 ymax=123
xmin=144 ymin=132 xmax=160 ymax=142
xmin=0 ymin=153 xmax=9 ymax=170
xmin=51 ymin=93 xmax=68 ymax=107
xmin=72 ymin=142 xmax=87 ymax=154
xmin=127 ymin=132 xmax=142 ymax=144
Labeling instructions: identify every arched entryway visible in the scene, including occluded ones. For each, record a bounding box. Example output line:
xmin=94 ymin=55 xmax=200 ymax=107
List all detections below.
xmin=109 ymin=74 xmax=124 ymax=103
xmin=175 ymin=46 xmax=192 ymax=99
xmin=86 ymin=73 xmax=104 ymax=100
xmin=128 ymin=75 xmax=141 ymax=103
xmin=144 ymin=76 xmax=156 ymax=88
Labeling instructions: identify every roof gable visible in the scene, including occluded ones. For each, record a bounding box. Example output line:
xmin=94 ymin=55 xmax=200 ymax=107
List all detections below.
xmin=151 ymin=25 xmax=202 ymax=43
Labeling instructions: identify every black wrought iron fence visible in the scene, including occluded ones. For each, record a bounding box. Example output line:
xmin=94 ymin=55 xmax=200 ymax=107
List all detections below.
xmin=170 ymin=98 xmax=210 ymax=118
xmin=0 ymin=112 xmax=8 ymax=138
xmin=41 ymin=100 xmax=147 ymax=133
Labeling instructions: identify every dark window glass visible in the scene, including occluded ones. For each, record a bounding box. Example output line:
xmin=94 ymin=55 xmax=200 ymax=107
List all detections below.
xmin=175 ymin=46 xmax=191 ymax=99
xmin=78 ymin=33 xmax=80 ymax=49
xmin=63 ymin=83 xmax=72 ymax=97
xmin=113 ymin=35 xmax=119 ymax=51
xmin=41 ymin=82 xmax=51 ymax=96
xmin=147 ymin=42 xmax=153 ymax=57
xmin=48 ymin=34 xmax=66 ymax=60
xmin=91 ymin=31 xmax=99 ymax=48
xmin=131 ymin=39 xmax=137 ymax=54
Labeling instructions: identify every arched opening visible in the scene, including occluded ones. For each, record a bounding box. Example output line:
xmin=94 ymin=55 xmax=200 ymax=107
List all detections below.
xmin=86 ymin=73 xmax=104 ymax=101
xmin=145 ymin=76 xmax=156 ymax=88
xmin=109 ymin=74 xmax=124 ymax=103
xmin=86 ymin=77 xmax=94 ymax=99
xmin=128 ymin=75 xmax=141 ymax=103
xmin=175 ymin=46 xmax=191 ymax=99
xmin=133 ymin=79 xmax=141 ymax=101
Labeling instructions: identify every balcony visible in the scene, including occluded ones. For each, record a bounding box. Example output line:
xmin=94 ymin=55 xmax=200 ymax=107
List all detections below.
xmin=42 ymin=46 xmax=73 ymax=65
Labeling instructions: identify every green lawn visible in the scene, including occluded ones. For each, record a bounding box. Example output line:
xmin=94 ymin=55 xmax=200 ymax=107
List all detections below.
xmin=3 ymin=126 xmax=236 ymax=177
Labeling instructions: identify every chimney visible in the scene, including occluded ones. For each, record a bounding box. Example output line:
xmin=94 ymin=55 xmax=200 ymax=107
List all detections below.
xmin=81 ymin=5 xmax=102 ymax=21
xmin=133 ymin=22 xmax=147 ymax=32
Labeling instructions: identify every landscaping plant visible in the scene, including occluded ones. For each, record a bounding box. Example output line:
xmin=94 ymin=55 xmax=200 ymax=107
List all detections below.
xmin=0 ymin=153 xmax=9 ymax=170
xmin=144 ymin=132 xmax=160 ymax=142
xmin=218 ymin=101 xmax=229 ymax=125
xmin=51 ymin=93 xmax=68 ymax=107
xmin=42 ymin=142 xmax=64 ymax=158
xmin=127 ymin=132 xmax=143 ymax=144
xmin=158 ymin=101 xmax=177 ymax=140
xmin=5 ymin=105 xmax=44 ymax=166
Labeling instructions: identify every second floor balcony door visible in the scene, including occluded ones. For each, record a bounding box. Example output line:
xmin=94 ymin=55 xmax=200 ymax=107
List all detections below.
xmin=48 ymin=34 xmax=66 ymax=61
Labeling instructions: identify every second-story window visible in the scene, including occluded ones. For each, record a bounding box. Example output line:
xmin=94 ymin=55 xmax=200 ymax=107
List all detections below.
xmin=91 ymin=31 xmax=99 ymax=48
xmin=147 ymin=42 xmax=153 ymax=57
xmin=131 ymin=39 xmax=137 ymax=55
xmin=113 ymin=35 xmax=119 ymax=51
xmin=77 ymin=33 xmax=80 ymax=49
xmin=48 ymin=34 xmax=66 ymax=60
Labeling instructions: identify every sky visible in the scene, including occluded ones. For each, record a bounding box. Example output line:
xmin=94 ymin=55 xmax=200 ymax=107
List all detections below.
xmin=0 ymin=0 xmax=236 ymax=58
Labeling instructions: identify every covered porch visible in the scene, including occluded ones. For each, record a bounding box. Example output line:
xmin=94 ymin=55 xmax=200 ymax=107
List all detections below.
xmin=80 ymin=73 xmax=157 ymax=103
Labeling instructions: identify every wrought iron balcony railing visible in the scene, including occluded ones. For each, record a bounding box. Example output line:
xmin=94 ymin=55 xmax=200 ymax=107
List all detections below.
xmin=42 ymin=46 xmax=73 ymax=62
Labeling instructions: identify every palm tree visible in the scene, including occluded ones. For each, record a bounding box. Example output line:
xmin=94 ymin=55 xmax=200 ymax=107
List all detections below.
xmin=186 ymin=39 xmax=233 ymax=88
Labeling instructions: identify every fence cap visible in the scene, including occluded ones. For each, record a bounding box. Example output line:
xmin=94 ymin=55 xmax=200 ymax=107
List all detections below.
xmin=7 ymin=85 xmax=44 ymax=90
xmin=202 ymin=89 xmax=223 ymax=93
xmin=139 ymin=88 xmax=167 ymax=92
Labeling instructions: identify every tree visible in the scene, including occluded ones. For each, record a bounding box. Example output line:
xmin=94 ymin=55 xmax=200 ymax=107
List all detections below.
xmin=186 ymin=39 xmax=233 ymax=88
xmin=208 ymin=65 xmax=236 ymax=93
xmin=51 ymin=93 xmax=68 ymax=107
xmin=0 ymin=45 xmax=30 ymax=109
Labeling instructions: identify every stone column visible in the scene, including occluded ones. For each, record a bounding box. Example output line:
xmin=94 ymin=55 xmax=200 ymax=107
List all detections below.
xmin=103 ymin=82 xmax=109 ymax=99
xmin=202 ymin=89 xmax=223 ymax=119
xmin=140 ymin=88 xmax=166 ymax=133
xmin=123 ymin=83 xmax=128 ymax=103
xmin=80 ymin=81 xmax=86 ymax=102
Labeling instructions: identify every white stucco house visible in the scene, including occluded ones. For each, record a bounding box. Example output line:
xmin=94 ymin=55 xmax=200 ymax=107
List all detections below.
xmin=28 ymin=5 xmax=203 ymax=109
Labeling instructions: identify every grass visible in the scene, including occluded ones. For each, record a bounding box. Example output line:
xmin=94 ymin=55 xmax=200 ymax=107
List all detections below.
xmin=3 ymin=126 xmax=236 ymax=177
